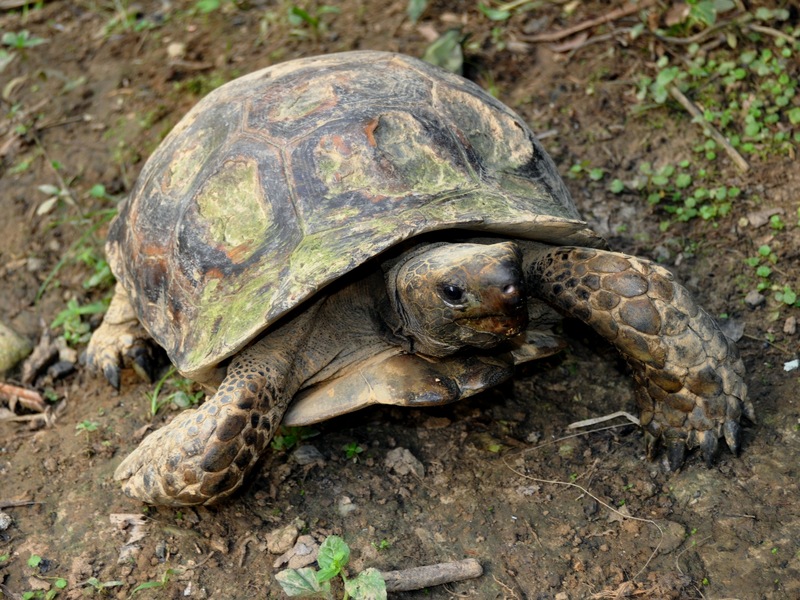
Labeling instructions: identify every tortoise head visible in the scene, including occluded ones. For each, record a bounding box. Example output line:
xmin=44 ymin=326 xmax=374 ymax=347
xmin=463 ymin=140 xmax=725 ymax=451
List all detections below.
xmin=389 ymin=242 xmax=528 ymax=357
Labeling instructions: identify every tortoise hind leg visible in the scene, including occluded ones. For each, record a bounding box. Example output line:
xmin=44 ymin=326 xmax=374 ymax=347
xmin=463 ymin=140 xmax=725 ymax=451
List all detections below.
xmin=522 ymin=243 xmax=755 ymax=469
xmin=86 ymin=283 xmax=155 ymax=389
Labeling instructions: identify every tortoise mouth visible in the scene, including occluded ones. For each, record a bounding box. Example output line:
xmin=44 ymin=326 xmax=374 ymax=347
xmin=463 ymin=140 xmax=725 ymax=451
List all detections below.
xmin=456 ymin=313 xmax=528 ymax=339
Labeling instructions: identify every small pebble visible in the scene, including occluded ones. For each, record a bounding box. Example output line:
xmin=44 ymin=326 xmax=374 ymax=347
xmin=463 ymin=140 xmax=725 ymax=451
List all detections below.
xmin=292 ymin=444 xmax=325 ymax=466
xmin=47 ymin=360 xmax=75 ymax=380
xmin=167 ymin=42 xmax=186 ymax=60
xmin=336 ymin=496 xmax=357 ymax=517
xmin=744 ymin=290 xmax=765 ymax=308
xmin=784 ymin=316 xmax=796 ymax=335
xmin=385 ymin=447 xmax=425 ymax=478
xmin=266 ymin=523 xmax=299 ymax=554
xmin=0 ymin=321 xmax=32 ymax=374
xmin=0 ymin=511 xmax=13 ymax=530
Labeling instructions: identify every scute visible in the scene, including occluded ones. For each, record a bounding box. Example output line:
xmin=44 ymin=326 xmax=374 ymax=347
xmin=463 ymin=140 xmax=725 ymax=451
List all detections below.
xmin=107 ymin=51 xmax=603 ymax=381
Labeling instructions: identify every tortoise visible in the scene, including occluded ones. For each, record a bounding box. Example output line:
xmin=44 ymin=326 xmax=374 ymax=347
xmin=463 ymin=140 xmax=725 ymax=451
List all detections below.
xmin=86 ymin=51 xmax=753 ymax=507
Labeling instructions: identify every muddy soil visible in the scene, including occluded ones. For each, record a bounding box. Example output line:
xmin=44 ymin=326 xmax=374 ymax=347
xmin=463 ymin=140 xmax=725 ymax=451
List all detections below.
xmin=1 ymin=1 xmax=798 ymax=599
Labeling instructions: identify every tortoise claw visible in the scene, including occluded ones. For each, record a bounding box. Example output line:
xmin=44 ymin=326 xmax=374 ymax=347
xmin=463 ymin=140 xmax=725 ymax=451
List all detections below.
xmin=700 ymin=430 xmax=719 ymax=466
xmin=723 ymin=420 xmax=741 ymax=456
xmin=131 ymin=346 xmax=154 ymax=383
xmin=103 ymin=363 xmax=121 ymax=391
xmin=666 ymin=440 xmax=686 ymax=471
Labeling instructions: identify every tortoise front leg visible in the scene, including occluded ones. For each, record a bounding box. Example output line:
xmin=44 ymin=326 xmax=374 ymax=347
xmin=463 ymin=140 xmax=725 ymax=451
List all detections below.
xmin=114 ymin=309 xmax=320 ymax=506
xmin=521 ymin=243 xmax=755 ymax=469
xmin=85 ymin=283 xmax=155 ymax=389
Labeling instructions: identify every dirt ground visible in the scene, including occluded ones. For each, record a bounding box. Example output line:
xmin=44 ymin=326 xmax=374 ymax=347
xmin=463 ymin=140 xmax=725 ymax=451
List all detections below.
xmin=1 ymin=1 xmax=798 ymax=599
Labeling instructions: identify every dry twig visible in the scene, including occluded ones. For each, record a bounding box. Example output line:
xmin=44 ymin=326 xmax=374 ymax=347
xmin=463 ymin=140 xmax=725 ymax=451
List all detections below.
xmin=523 ymin=0 xmax=655 ymax=43
xmin=667 ymin=84 xmax=750 ymax=172
xmin=380 ymin=558 xmax=483 ymax=592
xmin=0 ymin=382 xmax=46 ymax=410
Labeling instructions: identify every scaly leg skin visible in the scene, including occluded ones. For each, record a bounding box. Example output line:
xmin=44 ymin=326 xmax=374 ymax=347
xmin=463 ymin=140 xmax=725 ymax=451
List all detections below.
xmin=114 ymin=300 xmax=327 ymax=506
xmin=85 ymin=283 xmax=154 ymax=389
xmin=524 ymin=245 xmax=756 ymax=470
xmin=114 ymin=324 xmax=307 ymax=506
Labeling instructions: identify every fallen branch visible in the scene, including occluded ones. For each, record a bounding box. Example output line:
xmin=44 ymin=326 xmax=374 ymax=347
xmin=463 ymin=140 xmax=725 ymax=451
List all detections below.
xmin=0 ymin=382 xmax=46 ymax=410
xmin=667 ymin=84 xmax=750 ymax=173
xmin=380 ymin=558 xmax=483 ymax=592
xmin=523 ymin=0 xmax=655 ymax=43
xmin=0 ymin=500 xmax=38 ymax=509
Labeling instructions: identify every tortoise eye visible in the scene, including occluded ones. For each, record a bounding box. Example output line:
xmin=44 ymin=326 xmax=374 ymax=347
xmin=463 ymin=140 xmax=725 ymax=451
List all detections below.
xmin=440 ymin=284 xmax=465 ymax=304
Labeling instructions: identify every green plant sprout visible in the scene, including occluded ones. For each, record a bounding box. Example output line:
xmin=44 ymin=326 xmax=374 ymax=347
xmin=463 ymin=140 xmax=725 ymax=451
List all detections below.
xmin=343 ymin=442 xmax=364 ymax=461
xmin=24 ymin=555 xmax=67 ymax=600
xmin=75 ymin=420 xmax=99 ymax=436
xmin=145 ymin=366 xmax=205 ymax=416
xmin=130 ymin=568 xmax=175 ymax=595
xmin=51 ymin=298 xmax=110 ymax=346
xmin=287 ymin=4 xmax=340 ymax=38
xmin=270 ymin=426 xmax=318 ymax=451
xmin=2 ymin=30 xmax=48 ymax=49
xmin=276 ymin=535 xmax=387 ymax=599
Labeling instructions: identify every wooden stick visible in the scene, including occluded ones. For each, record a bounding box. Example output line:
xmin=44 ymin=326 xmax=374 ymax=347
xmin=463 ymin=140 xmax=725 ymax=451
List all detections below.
xmin=667 ymin=84 xmax=750 ymax=173
xmin=0 ymin=382 xmax=46 ymax=410
xmin=380 ymin=558 xmax=483 ymax=592
xmin=0 ymin=500 xmax=38 ymax=509
xmin=523 ymin=0 xmax=655 ymax=43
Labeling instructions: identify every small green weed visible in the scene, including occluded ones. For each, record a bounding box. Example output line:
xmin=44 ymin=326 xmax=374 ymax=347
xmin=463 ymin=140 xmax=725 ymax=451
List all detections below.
xmin=371 ymin=539 xmax=391 ymax=551
xmin=2 ymin=30 xmax=47 ymax=49
xmin=130 ymin=568 xmax=175 ymax=595
xmin=24 ymin=555 xmax=67 ymax=600
xmin=51 ymin=298 xmax=110 ymax=347
xmin=145 ymin=367 xmax=205 ymax=416
xmin=276 ymin=535 xmax=387 ymax=599
xmin=287 ymin=4 xmax=340 ymax=38
xmin=407 ymin=0 xmax=427 ymax=23
xmin=270 ymin=426 xmax=318 ymax=451
xmin=343 ymin=442 xmax=363 ymax=461
xmin=75 ymin=420 xmax=99 ymax=435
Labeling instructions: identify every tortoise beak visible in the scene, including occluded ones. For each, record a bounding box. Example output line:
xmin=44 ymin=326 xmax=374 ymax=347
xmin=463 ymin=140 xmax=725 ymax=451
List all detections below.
xmin=457 ymin=283 xmax=528 ymax=339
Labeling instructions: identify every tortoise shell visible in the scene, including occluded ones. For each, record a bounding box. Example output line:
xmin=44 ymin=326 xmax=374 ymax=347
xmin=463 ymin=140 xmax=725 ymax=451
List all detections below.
xmin=107 ymin=51 xmax=604 ymax=381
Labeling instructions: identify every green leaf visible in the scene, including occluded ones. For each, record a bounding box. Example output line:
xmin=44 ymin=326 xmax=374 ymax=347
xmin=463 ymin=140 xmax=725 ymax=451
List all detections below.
xmin=28 ymin=554 xmax=42 ymax=568
xmin=609 ymin=179 xmax=625 ymax=193
xmin=478 ymin=3 xmax=511 ymax=21
xmin=130 ymin=580 xmax=165 ymax=594
xmin=756 ymin=265 xmax=772 ymax=278
xmin=89 ymin=184 xmax=107 ymax=198
xmin=275 ymin=567 xmax=329 ymax=597
xmin=407 ymin=0 xmax=427 ymax=23
xmin=675 ymin=173 xmax=692 ymax=188
xmin=317 ymin=535 xmax=350 ymax=577
xmin=777 ymin=287 xmax=797 ymax=305
xmin=421 ymin=29 xmax=464 ymax=75
xmin=689 ymin=1 xmax=718 ymax=26
xmin=345 ymin=568 xmax=388 ymax=600
xmin=194 ymin=0 xmax=221 ymax=13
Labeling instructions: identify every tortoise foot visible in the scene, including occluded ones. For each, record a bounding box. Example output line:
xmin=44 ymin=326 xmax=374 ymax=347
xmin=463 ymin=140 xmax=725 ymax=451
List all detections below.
xmin=115 ymin=401 xmax=255 ymax=506
xmin=525 ymin=246 xmax=755 ymax=468
xmin=86 ymin=283 xmax=155 ymax=389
